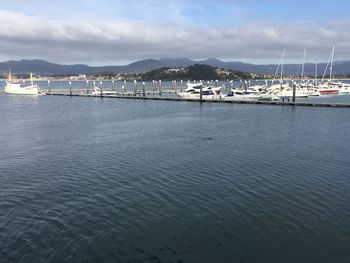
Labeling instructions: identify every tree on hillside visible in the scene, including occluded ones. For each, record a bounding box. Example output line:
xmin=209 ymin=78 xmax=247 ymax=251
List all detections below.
xmin=186 ymin=64 xmax=219 ymax=80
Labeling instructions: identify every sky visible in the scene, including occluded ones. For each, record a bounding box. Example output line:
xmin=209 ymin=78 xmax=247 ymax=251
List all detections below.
xmin=0 ymin=0 xmax=349 ymax=65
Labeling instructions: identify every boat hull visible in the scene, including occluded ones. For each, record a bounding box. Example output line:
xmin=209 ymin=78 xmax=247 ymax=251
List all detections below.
xmin=224 ymin=96 xmax=260 ymax=101
xmin=177 ymin=94 xmax=220 ymax=100
xmin=5 ymin=86 xmax=40 ymax=95
xmin=92 ymin=91 xmax=119 ymax=96
xmin=319 ymin=90 xmax=339 ymax=95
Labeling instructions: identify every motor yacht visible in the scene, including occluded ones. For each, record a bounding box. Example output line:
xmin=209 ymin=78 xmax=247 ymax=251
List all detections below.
xmin=224 ymin=89 xmax=261 ymax=101
xmin=177 ymin=83 xmax=222 ymax=100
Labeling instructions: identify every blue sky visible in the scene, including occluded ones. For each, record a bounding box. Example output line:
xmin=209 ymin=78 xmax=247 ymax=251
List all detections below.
xmin=3 ymin=0 xmax=350 ymax=25
xmin=0 ymin=0 xmax=349 ymax=64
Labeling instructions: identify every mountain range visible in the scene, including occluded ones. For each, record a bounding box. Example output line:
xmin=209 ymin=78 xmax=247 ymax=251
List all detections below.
xmin=1 ymin=58 xmax=350 ymax=76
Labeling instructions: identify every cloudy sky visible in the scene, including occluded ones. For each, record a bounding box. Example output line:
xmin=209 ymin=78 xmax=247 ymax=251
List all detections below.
xmin=0 ymin=0 xmax=349 ymax=65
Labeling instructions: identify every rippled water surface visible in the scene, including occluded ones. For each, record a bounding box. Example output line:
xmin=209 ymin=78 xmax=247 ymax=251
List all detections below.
xmin=0 ymin=94 xmax=350 ymax=263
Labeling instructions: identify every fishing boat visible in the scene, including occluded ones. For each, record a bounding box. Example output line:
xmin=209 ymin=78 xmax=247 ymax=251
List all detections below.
xmin=4 ymin=73 xmax=41 ymax=95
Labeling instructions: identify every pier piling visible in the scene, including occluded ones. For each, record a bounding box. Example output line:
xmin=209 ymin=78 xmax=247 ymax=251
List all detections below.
xmin=292 ymin=82 xmax=296 ymax=102
xmin=159 ymin=80 xmax=162 ymax=95
xmin=134 ymin=80 xmax=137 ymax=96
xmin=142 ymin=82 xmax=145 ymax=97
xmin=48 ymin=80 xmax=51 ymax=93
xmin=69 ymin=81 xmax=72 ymax=95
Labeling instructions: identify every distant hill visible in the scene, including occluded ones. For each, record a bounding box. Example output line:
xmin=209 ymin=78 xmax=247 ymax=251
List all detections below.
xmin=142 ymin=64 xmax=252 ymax=80
xmin=158 ymin=58 xmax=195 ymax=67
xmin=0 ymin=60 xmax=91 ymax=75
xmin=1 ymin=58 xmax=350 ymax=76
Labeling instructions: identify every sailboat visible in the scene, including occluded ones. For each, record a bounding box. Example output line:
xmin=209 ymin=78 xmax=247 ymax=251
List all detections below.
xmin=307 ymin=61 xmax=320 ymax=96
xmin=317 ymin=46 xmax=340 ymax=95
xmin=260 ymin=48 xmax=288 ymax=101
xmin=284 ymin=49 xmax=314 ymax=97
xmin=4 ymin=72 xmax=41 ymax=95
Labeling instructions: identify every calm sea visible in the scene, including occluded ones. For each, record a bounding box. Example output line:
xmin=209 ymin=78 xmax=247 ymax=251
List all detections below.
xmin=0 ymin=91 xmax=350 ymax=262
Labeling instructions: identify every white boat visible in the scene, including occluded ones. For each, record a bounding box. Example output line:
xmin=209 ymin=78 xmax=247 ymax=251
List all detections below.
xmin=300 ymin=62 xmax=320 ymax=96
xmin=224 ymin=89 xmax=261 ymax=101
xmin=317 ymin=83 xmax=340 ymax=95
xmin=185 ymin=82 xmax=203 ymax=90
xmin=92 ymin=86 xmax=118 ymax=96
xmin=327 ymin=81 xmax=350 ymax=95
xmin=338 ymin=83 xmax=350 ymax=95
xmin=177 ymin=83 xmax=222 ymax=100
xmin=4 ymin=73 xmax=41 ymax=95
xmin=317 ymin=47 xmax=341 ymax=95
xmin=277 ymin=87 xmax=309 ymax=98
xmin=259 ymin=83 xmax=289 ymax=101
xmin=318 ymin=87 xmax=340 ymax=95
xmin=306 ymin=88 xmax=320 ymax=96
xmin=260 ymin=48 xmax=289 ymax=101
xmin=259 ymin=93 xmax=279 ymax=101
xmin=259 ymin=84 xmax=285 ymax=101
xmin=248 ymin=84 xmax=266 ymax=92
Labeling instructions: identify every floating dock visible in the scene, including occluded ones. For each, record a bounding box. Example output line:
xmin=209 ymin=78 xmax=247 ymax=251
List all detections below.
xmin=1 ymin=88 xmax=349 ymax=108
xmin=45 ymin=91 xmax=350 ymax=108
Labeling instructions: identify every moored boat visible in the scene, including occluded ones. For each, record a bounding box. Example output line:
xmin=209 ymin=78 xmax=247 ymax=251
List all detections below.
xmin=317 ymin=84 xmax=340 ymax=95
xmin=277 ymin=87 xmax=309 ymax=98
xmin=177 ymin=83 xmax=222 ymax=100
xmin=4 ymin=73 xmax=41 ymax=95
xmin=92 ymin=86 xmax=119 ymax=96
xmin=318 ymin=88 xmax=339 ymax=95
xmin=224 ymin=89 xmax=261 ymax=101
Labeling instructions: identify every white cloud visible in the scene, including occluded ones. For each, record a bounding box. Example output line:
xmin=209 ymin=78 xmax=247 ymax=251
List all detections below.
xmin=0 ymin=10 xmax=349 ymax=65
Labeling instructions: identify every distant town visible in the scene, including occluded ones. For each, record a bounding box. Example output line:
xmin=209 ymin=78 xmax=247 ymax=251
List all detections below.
xmin=0 ymin=64 xmax=272 ymax=81
xmin=2 ymin=64 xmax=350 ymax=82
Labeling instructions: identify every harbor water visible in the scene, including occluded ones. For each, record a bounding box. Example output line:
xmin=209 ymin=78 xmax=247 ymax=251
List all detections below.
xmin=0 ymin=93 xmax=350 ymax=262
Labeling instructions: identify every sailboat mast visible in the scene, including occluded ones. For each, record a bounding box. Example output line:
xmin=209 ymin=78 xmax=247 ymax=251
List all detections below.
xmin=8 ymin=69 xmax=12 ymax=83
xmin=301 ymin=48 xmax=306 ymax=81
xmin=321 ymin=47 xmax=333 ymax=84
xmin=314 ymin=61 xmax=318 ymax=86
xmin=280 ymin=48 xmax=285 ymax=82
xmin=30 ymin=73 xmax=34 ymax=86
xmin=272 ymin=50 xmax=283 ymax=85
xmin=329 ymin=46 xmax=335 ymax=82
